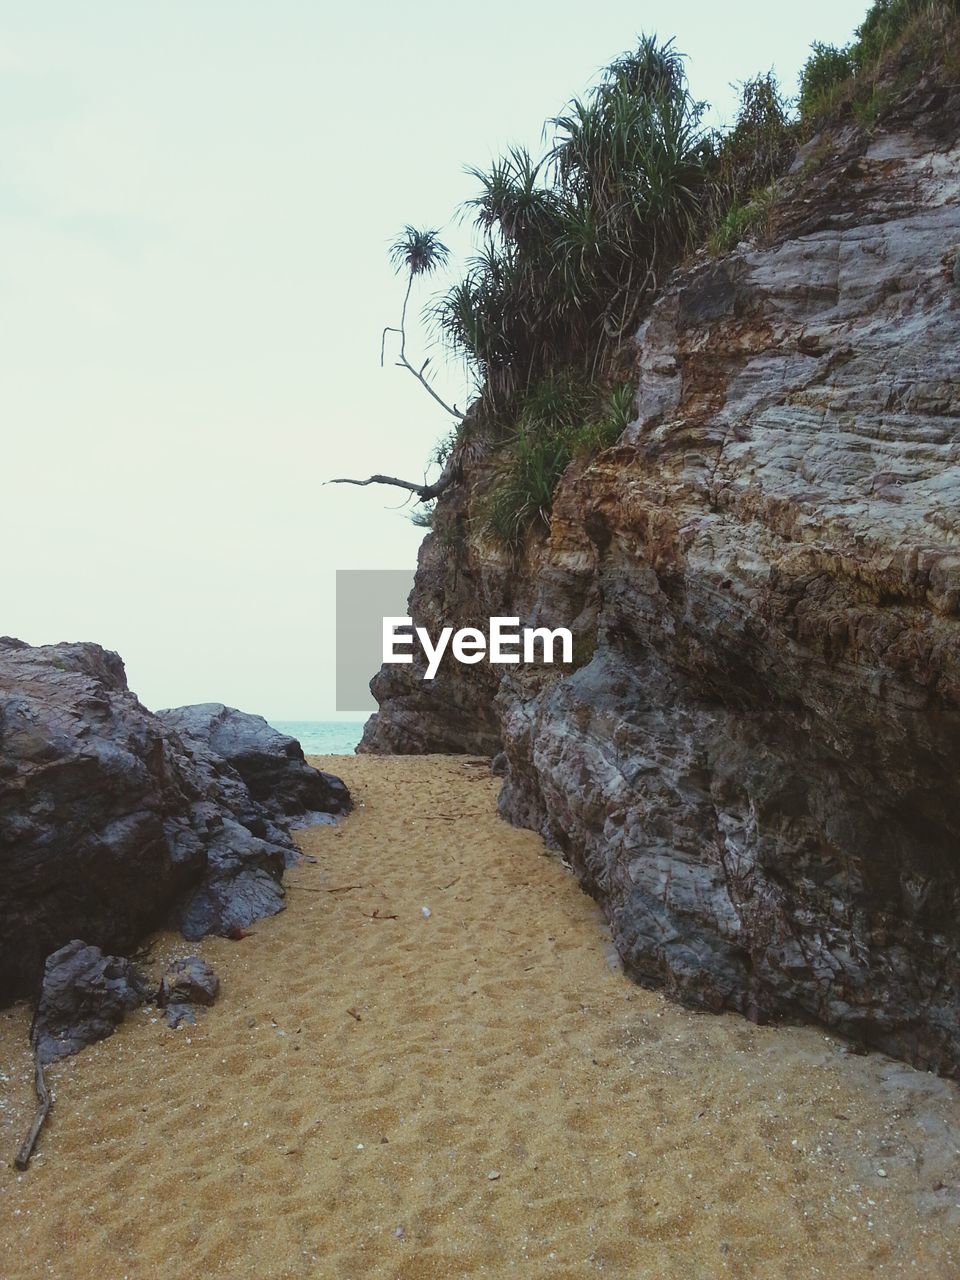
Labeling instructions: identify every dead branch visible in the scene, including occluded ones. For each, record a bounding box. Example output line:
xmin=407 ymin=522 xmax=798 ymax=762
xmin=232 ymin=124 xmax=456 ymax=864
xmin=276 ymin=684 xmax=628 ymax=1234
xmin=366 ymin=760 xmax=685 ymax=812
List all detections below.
xmin=380 ymin=276 xmax=464 ymax=423
xmin=328 ymin=451 xmax=460 ymax=503
xmin=14 ymin=1053 xmax=51 ymax=1171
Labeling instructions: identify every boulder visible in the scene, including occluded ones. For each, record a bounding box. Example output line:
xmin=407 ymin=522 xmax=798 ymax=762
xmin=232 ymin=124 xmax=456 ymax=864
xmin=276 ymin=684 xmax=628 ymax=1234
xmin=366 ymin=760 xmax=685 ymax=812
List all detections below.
xmin=158 ymin=955 xmax=219 ymax=1028
xmin=157 ymin=703 xmax=350 ymax=826
xmin=158 ymin=955 xmax=219 ymax=1007
xmin=0 ymin=639 xmax=351 ymax=1000
xmin=32 ymin=941 xmax=149 ymax=1064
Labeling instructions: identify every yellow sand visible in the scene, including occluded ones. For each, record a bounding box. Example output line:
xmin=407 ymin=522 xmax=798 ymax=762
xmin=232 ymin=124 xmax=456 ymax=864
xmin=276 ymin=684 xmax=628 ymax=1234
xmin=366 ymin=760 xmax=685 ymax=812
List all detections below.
xmin=1 ymin=755 xmax=958 ymax=1279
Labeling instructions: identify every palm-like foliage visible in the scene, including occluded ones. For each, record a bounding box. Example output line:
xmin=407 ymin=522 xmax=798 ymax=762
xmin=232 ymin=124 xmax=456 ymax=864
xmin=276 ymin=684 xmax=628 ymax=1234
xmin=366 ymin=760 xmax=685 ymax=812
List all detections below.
xmin=464 ymin=148 xmax=561 ymax=247
xmin=432 ymin=34 xmax=710 ymax=407
xmin=389 ymin=226 xmax=449 ymax=278
xmin=480 ymin=375 xmax=635 ymax=549
xmin=384 ymin=226 xmax=461 ymax=420
xmin=391 ymin=37 xmax=805 ymax=546
xmin=601 ymin=34 xmax=686 ymax=101
xmin=381 ymin=13 xmax=958 ymax=547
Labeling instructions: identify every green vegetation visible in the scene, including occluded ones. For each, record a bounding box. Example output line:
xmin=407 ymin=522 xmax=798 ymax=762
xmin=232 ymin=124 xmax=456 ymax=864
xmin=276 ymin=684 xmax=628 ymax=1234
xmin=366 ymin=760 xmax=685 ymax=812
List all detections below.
xmin=708 ymin=185 xmax=778 ymax=257
xmin=409 ymin=503 xmax=435 ymax=529
xmin=703 ymin=71 xmax=795 ymax=259
xmin=798 ymin=0 xmax=960 ymax=130
xmin=380 ymin=1 xmax=957 ymax=552
xmin=480 ymin=377 xmax=634 ymax=551
xmin=431 ymin=37 xmax=707 ymax=415
xmin=711 ymin=73 xmax=795 ymax=213
xmin=856 ymin=0 xmax=954 ymax=64
xmin=382 ymin=227 xmax=463 ymax=422
xmin=798 ymin=42 xmax=856 ymax=122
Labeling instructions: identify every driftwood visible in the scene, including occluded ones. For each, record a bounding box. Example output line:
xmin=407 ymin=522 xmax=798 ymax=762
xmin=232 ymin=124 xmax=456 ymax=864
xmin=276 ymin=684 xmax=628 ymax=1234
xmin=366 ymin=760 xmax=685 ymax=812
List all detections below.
xmin=14 ymin=1052 xmax=51 ymax=1171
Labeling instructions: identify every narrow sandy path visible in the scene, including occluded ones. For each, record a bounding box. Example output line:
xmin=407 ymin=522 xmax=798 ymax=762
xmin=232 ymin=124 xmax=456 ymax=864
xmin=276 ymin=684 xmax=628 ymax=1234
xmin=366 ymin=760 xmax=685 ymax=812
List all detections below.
xmin=1 ymin=755 xmax=958 ymax=1279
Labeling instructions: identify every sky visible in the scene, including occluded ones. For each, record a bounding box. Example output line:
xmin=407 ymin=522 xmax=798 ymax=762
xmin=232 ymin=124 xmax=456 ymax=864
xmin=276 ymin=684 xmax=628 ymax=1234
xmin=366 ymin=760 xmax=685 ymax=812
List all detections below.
xmin=1 ymin=0 xmax=870 ymax=718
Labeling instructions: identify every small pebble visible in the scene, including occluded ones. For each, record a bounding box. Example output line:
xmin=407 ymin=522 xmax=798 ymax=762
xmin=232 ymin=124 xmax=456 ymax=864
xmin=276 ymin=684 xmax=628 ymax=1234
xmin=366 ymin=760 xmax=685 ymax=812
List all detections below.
xmin=487 ymin=1170 xmax=500 ymax=1181
xmin=421 ymin=906 xmax=432 ymax=919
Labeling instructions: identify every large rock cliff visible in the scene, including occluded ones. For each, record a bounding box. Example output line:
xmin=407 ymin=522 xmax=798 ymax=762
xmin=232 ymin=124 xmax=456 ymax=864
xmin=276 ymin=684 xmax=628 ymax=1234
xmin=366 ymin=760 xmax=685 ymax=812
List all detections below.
xmin=360 ymin=76 xmax=960 ymax=1074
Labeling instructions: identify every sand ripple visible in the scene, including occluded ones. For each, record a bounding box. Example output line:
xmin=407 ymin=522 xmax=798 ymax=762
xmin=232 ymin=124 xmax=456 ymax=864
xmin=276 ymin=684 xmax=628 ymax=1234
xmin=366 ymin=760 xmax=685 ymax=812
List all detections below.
xmin=1 ymin=755 xmax=958 ymax=1278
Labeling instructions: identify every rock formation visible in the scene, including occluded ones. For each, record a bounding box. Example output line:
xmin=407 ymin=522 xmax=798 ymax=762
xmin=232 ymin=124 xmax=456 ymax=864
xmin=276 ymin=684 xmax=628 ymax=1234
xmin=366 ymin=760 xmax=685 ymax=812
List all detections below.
xmin=32 ymin=941 xmax=151 ymax=1065
xmin=360 ymin=77 xmax=960 ymax=1074
xmin=158 ymin=703 xmax=350 ymax=826
xmin=0 ymin=639 xmax=350 ymax=1001
xmin=158 ymin=954 xmax=220 ymax=1028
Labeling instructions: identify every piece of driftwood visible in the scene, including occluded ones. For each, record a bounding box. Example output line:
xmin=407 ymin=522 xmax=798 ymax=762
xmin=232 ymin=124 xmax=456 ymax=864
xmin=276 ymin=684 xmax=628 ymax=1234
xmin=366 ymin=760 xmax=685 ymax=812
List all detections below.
xmin=14 ymin=1053 xmax=51 ymax=1171
xmin=285 ymin=883 xmax=364 ymax=896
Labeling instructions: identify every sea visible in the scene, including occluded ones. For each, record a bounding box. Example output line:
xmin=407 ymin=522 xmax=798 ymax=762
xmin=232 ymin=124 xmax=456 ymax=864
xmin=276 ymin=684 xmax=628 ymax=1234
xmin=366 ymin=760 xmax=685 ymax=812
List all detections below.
xmin=269 ymin=720 xmax=366 ymax=756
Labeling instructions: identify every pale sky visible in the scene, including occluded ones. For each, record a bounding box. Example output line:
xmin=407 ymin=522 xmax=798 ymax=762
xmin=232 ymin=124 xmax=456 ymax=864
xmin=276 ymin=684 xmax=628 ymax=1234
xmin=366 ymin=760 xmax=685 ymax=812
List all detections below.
xmin=1 ymin=0 xmax=868 ymax=718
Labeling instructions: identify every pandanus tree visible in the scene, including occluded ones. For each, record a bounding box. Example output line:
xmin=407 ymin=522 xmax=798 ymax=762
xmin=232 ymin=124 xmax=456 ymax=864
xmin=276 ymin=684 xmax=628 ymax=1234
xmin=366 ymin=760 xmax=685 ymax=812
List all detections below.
xmin=431 ymin=34 xmax=709 ymax=406
xmin=332 ymin=34 xmax=712 ymax=506
xmin=330 ymin=227 xmax=465 ymax=502
xmin=381 ymin=226 xmax=461 ymax=422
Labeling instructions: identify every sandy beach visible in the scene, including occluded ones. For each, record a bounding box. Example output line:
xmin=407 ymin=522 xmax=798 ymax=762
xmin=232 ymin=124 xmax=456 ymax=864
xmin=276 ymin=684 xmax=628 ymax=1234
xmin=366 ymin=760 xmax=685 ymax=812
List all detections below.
xmin=1 ymin=754 xmax=958 ymax=1279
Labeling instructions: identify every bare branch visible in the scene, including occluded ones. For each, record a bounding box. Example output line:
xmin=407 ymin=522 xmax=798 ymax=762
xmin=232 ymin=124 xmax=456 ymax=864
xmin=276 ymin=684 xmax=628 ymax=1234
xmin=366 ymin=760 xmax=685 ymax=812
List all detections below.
xmin=14 ymin=1053 xmax=51 ymax=1170
xmin=380 ymin=271 xmax=464 ymax=421
xmin=380 ymin=325 xmax=402 ymax=368
xmin=328 ymin=452 xmax=460 ymax=502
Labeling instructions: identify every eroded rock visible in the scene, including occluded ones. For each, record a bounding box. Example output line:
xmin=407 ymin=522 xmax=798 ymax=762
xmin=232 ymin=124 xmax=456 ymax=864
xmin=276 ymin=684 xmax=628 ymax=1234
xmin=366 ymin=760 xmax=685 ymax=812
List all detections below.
xmin=158 ymin=704 xmax=350 ymax=827
xmin=32 ymin=941 xmax=149 ymax=1064
xmin=158 ymin=955 xmax=219 ymax=1007
xmin=158 ymin=955 xmax=219 ymax=1028
xmin=0 ymin=640 xmax=350 ymax=999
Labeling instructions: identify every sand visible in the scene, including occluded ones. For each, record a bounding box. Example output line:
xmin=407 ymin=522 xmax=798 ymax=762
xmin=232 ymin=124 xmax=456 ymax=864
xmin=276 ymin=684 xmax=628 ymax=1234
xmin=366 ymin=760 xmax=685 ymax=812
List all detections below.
xmin=1 ymin=754 xmax=958 ymax=1279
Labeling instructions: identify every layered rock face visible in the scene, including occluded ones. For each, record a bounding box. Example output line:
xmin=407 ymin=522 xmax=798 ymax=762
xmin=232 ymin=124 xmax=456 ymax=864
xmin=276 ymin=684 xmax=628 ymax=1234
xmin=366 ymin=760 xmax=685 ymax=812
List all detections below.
xmin=0 ymin=640 xmax=350 ymax=1000
xmin=362 ymin=86 xmax=960 ymax=1074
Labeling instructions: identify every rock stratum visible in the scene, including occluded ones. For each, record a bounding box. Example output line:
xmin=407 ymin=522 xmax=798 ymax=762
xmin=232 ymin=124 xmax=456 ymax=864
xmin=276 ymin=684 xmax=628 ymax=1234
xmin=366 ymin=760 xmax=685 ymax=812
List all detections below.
xmin=0 ymin=638 xmax=350 ymax=1002
xmin=361 ymin=78 xmax=960 ymax=1074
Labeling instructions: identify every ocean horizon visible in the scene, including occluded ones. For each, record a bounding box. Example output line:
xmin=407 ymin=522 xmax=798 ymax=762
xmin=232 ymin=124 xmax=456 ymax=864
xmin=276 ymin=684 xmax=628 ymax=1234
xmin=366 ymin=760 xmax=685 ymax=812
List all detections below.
xmin=269 ymin=719 xmax=366 ymax=756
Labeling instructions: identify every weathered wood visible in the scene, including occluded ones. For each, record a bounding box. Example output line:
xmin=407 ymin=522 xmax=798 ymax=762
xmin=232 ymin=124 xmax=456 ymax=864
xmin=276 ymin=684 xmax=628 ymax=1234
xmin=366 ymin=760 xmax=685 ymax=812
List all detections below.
xmin=14 ymin=1055 xmax=51 ymax=1171
xmin=328 ymin=453 xmax=459 ymax=503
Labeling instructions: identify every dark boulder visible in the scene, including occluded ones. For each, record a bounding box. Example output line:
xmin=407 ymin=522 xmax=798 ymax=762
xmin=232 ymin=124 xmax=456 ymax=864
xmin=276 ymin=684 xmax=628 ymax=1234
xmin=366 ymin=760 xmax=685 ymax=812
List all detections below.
xmin=0 ymin=639 xmax=351 ymax=1000
xmin=158 ymin=955 xmax=219 ymax=1028
xmin=157 ymin=703 xmax=351 ymax=826
xmin=158 ymin=955 xmax=219 ymax=1007
xmin=32 ymin=941 xmax=149 ymax=1064
xmin=0 ymin=639 xmax=207 ymax=1000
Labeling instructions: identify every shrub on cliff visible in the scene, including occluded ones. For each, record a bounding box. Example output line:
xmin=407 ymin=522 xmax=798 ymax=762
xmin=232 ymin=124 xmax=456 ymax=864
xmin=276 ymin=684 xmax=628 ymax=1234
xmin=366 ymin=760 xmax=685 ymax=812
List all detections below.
xmin=479 ymin=376 xmax=634 ymax=550
xmin=710 ymin=72 xmax=796 ymax=211
xmin=432 ymin=36 xmax=710 ymax=414
xmin=798 ymin=0 xmax=960 ymax=129
xmin=798 ymin=42 xmax=856 ymax=127
xmin=339 ymin=3 xmax=957 ymax=548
